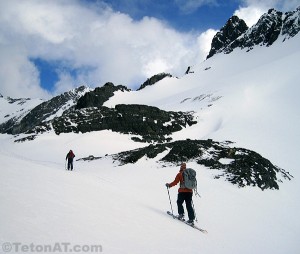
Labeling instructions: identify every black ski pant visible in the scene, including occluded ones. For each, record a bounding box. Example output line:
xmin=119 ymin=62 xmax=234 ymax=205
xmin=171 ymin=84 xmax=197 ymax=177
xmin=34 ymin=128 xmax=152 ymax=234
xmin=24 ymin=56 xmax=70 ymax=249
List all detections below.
xmin=67 ymin=158 xmax=74 ymax=170
xmin=177 ymin=192 xmax=195 ymax=220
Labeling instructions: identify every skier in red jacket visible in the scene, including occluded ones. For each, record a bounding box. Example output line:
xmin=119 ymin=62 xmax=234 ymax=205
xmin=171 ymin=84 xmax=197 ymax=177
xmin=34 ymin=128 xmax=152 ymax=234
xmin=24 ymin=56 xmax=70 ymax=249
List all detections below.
xmin=166 ymin=163 xmax=195 ymax=224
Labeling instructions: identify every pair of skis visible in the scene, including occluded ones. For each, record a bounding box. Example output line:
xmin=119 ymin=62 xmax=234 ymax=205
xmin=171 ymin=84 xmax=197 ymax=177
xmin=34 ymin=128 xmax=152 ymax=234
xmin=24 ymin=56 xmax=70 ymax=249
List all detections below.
xmin=167 ymin=211 xmax=208 ymax=233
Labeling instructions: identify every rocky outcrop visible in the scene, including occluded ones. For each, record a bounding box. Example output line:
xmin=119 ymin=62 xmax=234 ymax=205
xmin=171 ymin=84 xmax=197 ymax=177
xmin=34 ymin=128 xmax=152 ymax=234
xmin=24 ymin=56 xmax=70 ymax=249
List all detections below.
xmin=137 ymin=73 xmax=172 ymax=91
xmin=81 ymin=139 xmax=293 ymax=190
xmin=207 ymin=7 xmax=300 ymax=58
xmin=50 ymin=104 xmax=197 ymax=143
xmin=76 ymin=82 xmax=130 ymax=109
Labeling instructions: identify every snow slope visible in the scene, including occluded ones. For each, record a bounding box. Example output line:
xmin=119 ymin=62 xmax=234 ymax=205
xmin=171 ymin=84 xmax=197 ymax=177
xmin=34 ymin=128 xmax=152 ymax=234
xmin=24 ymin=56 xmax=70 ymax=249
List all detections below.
xmin=1 ymin=35 xmax=300 ymax=253
xmin=0 ymin=97 xmax=43 ymax=125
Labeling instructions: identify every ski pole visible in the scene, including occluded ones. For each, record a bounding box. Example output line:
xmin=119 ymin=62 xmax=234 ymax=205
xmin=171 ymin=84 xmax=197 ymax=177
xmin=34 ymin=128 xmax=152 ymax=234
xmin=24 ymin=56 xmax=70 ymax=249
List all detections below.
xmin=194 ymin=188 xmax=201 ymax=198
xmin=166 ymin=186 xmax=174 ymax=215
xmin=191 ymin=199 xmax=198 ymax=223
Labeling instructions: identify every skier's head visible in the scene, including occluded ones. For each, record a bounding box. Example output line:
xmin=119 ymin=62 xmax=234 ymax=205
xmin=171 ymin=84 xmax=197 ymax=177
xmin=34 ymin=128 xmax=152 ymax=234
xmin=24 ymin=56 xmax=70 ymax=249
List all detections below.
xmin=180 ymin=163 xmax=186 ymax=171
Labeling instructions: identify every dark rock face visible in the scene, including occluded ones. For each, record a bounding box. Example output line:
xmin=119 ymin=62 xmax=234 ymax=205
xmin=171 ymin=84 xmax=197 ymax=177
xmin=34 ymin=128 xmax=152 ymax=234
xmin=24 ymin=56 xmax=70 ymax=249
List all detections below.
xmin=6 ymin=97 xmax=31 ymax=105
xmin=227 ymin=9 xmax=283 ymax=53
xmin=282 ymin=6 xmax=300 ymax=39
xmin=0 ymin=86 xmax=88 ymax=134
xmin=207 ymin=16 xmax=248 ymax=59
xmin=207 ymin=7 xmax=300 ymax=58
xmin=76 ymin=82 xmax=130 ymax=109
xmin=137 ymin=73 xmax=172 ymax=91
xmin=1 ymin=83 xmax=197 ymax=143
xmin=50 ymin=104 xmax=197 ymax=143
xmin=90 ymin=139 xmax=292 ymax=190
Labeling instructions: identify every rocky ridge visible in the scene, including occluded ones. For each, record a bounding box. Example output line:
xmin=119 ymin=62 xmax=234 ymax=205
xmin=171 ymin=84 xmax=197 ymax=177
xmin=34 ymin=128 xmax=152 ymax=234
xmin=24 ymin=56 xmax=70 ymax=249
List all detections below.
xmin=207 ymin=7 xmax=300 ymax=58
xmin=47 ymin=104 xmax=196 ymax=143
xmin=0 ymin=86 xmax=90 ymax=134
xmin=79 ymin=139 xmax=293 ymax=190
xmin=137 ymin=73 xmax=172 ymax=91
xmin=1 ymin=83 xmax=197 ymax=143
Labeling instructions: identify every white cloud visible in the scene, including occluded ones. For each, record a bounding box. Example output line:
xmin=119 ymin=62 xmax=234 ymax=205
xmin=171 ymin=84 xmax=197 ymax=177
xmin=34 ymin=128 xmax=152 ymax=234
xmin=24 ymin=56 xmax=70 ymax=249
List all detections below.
xmin=0 ymin=0 xmax=215 ymax=97
xmin=245 ymin=0 xmax=300 ymax=11
xmin=196 ymin=29 xmax=217 ymax=58
xmin=280 ymin=0 xmax=300 ymax=10
xmin=0 ymin=0 xmax=299 ymax=99
xmin=234 ymin=6 xmax=265 ymax=27
xmin=235 ymin=0 xmax=300 ymax=26
xmin=53 ymin=71 xmax=78 ymax=95
xmin=0 ymin=46 xmax=49 ymax=98
xmin=174 ymin=0 xmax=218 ymax=14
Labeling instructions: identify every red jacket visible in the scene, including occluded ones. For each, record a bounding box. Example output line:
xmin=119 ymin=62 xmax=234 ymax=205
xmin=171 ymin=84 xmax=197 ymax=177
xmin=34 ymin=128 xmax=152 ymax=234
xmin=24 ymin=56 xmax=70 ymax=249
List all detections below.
xmin=168 ymin=169 xmax=193 ymax=193
xmin=66 ymin=150 xmax=75 ymax=160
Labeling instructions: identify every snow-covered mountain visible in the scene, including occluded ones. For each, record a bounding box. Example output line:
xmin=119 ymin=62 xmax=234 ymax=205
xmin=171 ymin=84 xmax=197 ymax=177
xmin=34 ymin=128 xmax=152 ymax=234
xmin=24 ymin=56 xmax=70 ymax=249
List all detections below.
xmin=0 ymin=86 xmax=91 ymax=135
xmin=0 ymin=95 xmax=43 ymax=127
xmin=0 ymin=7 xmax=299 ymax=254
xmin=207 ymin=7 xmax=300 ymax=58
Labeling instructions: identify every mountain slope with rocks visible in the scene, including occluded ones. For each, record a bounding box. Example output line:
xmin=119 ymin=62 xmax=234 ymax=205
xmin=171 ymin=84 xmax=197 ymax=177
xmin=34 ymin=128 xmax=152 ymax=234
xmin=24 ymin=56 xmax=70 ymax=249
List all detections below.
xmin=0 ymin=86 xmax=90 ymax=134
xmin=1 ymin=6 xmax=300 ymax=254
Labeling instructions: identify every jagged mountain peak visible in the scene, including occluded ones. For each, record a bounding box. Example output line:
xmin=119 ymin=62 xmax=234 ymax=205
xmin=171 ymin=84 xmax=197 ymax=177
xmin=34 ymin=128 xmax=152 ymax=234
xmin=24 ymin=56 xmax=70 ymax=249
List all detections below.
xmin=241 ymin=8 xmax=284 ymax=47
xmin=207 ymin=15 xmax=248 ymax=59
xmin=207 ymin=6 xmax=300 ymax=58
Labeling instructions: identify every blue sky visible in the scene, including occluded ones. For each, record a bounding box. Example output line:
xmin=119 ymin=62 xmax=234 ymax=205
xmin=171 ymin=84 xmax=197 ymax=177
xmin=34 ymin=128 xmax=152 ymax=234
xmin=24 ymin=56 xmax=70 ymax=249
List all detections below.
xmin=96 ymin=0 xmax=239 ymax=31
xmin=30 ymin=59 xmax=60 ymax=92
xmin=0 ymin=0 xmax=299 ymax=98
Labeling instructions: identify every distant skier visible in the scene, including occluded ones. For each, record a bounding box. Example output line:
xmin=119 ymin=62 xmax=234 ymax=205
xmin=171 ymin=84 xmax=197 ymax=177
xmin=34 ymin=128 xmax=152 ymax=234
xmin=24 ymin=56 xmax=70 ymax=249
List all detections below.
xmin=166 ymin=163 xmax=195 ymax=225
xmin=185 ymin=66 xmax=190 ymax=74
xmin=66 ymin=150 xmax=75 ymax=170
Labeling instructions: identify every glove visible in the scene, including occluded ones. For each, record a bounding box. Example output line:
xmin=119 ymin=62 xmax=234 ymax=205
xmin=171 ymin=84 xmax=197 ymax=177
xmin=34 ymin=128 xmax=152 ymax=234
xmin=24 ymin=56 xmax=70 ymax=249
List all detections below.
xmin=165 ymin=183 xmax=170 ymax=188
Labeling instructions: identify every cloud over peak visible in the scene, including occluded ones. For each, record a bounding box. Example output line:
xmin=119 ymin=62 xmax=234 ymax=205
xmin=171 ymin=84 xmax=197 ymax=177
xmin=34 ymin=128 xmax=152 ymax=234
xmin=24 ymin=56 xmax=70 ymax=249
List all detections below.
xmin=0 ymin=0 xmax=215 ymax=98
xmin=2 ymin=0 xmax=298 ymax=98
